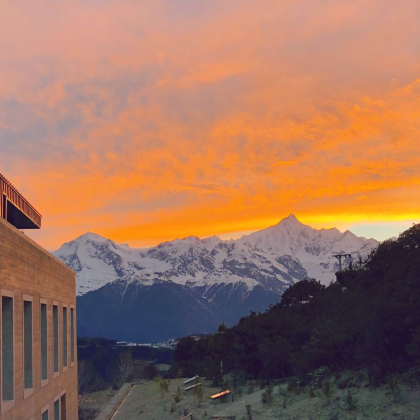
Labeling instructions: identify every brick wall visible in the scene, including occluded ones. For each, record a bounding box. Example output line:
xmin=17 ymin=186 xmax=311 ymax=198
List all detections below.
xmin=0 ymin=217 xmax=78 ymax=419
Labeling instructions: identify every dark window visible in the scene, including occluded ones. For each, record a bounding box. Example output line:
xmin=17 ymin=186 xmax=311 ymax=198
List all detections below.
xmin=53 ymin=305 xmax=59 ymax=372
xmin=61 ymin=393 xmax=67 ymax=420
xmin=23 ymin=300 xmax=33 ymax=389
xmin=70 ymin=308 xmax=75 ymax=363
xmin=54 ymin=399 xmax=60 ymax=420
xmin=63 ymin=307 xmax=67 ymax=367
xmin=41 ymin=303 xmax=48 ymax=380
xmin=2 ymin=295 xmax=14 ymax=401
xmin=42 ymin=408 xmax=49 ymax=420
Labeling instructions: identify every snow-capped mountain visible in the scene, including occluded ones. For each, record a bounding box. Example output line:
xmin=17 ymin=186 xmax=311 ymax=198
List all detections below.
xmin=56 ymin=215 xmax=379 ymax=342
xmin=54 ymin=214 xmax=378 ymax=297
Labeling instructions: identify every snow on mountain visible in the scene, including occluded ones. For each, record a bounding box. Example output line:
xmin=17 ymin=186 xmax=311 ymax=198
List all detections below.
xmin=53 ymin=215 xmax=379 ymax=296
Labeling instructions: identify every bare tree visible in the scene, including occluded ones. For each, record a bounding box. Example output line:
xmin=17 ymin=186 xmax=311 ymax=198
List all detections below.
xmin=196 ymin=385 xmax=204 ymax=407
xmin=246 ymin=403 xmax=252 ymax=420
xmin=78 ymin=360 xmax=104 ymax=394
xmin=114 ymin=351 xmax=134 ymax=385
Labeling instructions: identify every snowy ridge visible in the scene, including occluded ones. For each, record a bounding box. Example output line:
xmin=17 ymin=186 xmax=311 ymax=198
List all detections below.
xmin=54 ymin=215 xmax=379 ymax=296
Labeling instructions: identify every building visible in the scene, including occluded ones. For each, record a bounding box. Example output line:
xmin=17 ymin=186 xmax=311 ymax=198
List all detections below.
xmin=1 ymin=173 xmax=78 ymax=419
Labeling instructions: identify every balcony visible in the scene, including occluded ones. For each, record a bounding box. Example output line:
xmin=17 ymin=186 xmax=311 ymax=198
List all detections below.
xmin=0 ymin=173 xmax=42 ymax=229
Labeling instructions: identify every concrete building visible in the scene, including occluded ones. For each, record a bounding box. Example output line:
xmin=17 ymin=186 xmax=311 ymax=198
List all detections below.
xmin=1 ymin=173 xmax=78 ymax=419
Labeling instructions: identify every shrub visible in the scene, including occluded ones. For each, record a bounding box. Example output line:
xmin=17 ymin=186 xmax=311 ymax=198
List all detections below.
xmin=356 ymin=371 xmax=365 ymax=384
xmin=267 ymin=384 xmax=274 ymax=403
xmin=261 ymin=384 xmax=274 ymax=404
xmin=368 ymin=367 xmax=386 ymax=388
xmin=78 ymin=406 xmax=99 ymax=420
xmin=261 ymin=391 xmax=268 ymax=404
xmin=287 ymin=377 xmax=299 ymax=394
xmin=388 ymin=375 xmax=402 ymax=403
xmin=278 ymin=387 xmax=288 ymax=408
xmin=307 ymin=366 xmax=331 ymax=388
xmin=346 ymin=390 xmax=357 ymax=411
xmin=337 ymin=378 xmax=349 ymax=390
xmin=309 ymin=385 xmax=315 ymax=398
xmin=322 ymin=380 xmax=333 ymax=404
xmin=159 ymin=379 xmax=170 ymax=398
xmin=173 ymin=386 xmax=182 ymax=403
xmin=246 ymin=403 xmax=252 ymax=420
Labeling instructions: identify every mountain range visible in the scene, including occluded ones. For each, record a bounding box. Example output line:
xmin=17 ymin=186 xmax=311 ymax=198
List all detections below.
xmin=54 ymin=215 xmax=379 ymax=342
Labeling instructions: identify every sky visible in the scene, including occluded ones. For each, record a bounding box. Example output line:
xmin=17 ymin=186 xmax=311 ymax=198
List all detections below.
xmin=1 ymin=0 xmax=419 ymax=250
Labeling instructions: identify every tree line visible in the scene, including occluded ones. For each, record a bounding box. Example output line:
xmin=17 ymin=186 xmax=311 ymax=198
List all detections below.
xmin=172 ymin=224 xmax=420 ymax=385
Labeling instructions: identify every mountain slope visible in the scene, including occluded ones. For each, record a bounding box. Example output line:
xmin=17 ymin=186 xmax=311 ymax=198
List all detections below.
xmin=76 ymin=281 xmax=278 ymax=342
xmin=56 ymin=215 xmax=379 ymax=342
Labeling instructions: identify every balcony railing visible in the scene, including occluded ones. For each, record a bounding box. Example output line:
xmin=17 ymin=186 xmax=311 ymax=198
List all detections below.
xmin=0 ymin=172 xmax=42 ymax=229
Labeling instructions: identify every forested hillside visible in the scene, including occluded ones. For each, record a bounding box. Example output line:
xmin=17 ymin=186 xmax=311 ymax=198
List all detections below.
xmin=172 ymin=224 xmax=420 ymax=384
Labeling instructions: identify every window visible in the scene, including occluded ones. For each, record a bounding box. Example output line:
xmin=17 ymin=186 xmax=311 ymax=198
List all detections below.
xmin=53 ymin=304 xmax=59 ymax=373
xmin=23 ymin=299 xmax=33 ymax=390
xmin=41 ymin=302 xmax=48 ymax=381
xmin=61 ymin=393 xmax=66 ymax=420
xmin=63 ymin=306 xmax=67 ymax=368
xmin=70 ymin=307 xmax=75 ymax=364
xmin=54 ymin=398 xmax=60 ymax=420
xmin=42 ymin=407 xmax=49 ymax=420
xmin=2 ymin=295 xmax=14 ymax=402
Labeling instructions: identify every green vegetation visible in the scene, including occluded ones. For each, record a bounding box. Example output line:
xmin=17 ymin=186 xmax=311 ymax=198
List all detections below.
xmin=77 ymin=340 xmax=174 ymax=418
xmin=345 ymin=390 xmax=357 ymax=411
xmin=173 ymin=224 xmax=420 ymax=386
xmin=77 ymin=338 xmax=173 ymax=393
xmin=321 ymin=380 xmax=332 ymax=404
xmin=111 ymin=373 xmax=420 ymax=419
xmin=173 ymin=386 xmax=182 ymax=403
xmin=158 ymin=378 xmax=170 ymax=398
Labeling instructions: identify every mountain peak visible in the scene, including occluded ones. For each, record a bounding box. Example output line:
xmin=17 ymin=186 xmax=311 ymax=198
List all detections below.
xmin=75 ymin=231 xmax=108 ymax=243
xmin=277 ymin=214 xmax=302 ymax=226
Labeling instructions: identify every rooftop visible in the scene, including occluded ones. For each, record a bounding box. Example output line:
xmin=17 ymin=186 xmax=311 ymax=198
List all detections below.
xmin=0 ymin=172 xmax=42 ymax=229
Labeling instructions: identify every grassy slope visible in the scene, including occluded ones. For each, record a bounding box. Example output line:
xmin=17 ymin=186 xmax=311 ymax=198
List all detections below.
xmin=112 ymin=372 xmax=420 ymax=420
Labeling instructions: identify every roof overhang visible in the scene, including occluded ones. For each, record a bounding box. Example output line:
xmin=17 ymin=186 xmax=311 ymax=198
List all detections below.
xmin=0 ymin=173 xmax=42 ymax=229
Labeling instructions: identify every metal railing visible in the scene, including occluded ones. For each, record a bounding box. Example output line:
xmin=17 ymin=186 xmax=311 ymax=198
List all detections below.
xmin=0 ymin=172 xmax=42 ymax=228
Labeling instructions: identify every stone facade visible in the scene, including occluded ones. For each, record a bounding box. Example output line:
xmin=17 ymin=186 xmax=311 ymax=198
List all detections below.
xmin=0 ymin=217 xmax=78 ymax=419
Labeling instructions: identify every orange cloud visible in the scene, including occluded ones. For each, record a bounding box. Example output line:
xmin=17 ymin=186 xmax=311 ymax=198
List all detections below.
xmin=0 ymin=0 xmax=419 ymax=249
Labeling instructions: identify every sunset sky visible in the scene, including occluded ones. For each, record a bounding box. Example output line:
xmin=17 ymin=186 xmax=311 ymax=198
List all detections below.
xmin=1 ymin=0 xmax=419 ymax=250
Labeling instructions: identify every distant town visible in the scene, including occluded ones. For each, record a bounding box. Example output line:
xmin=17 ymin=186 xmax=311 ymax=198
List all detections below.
xmin=115 ymin=335 xmax=202 ymax=350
